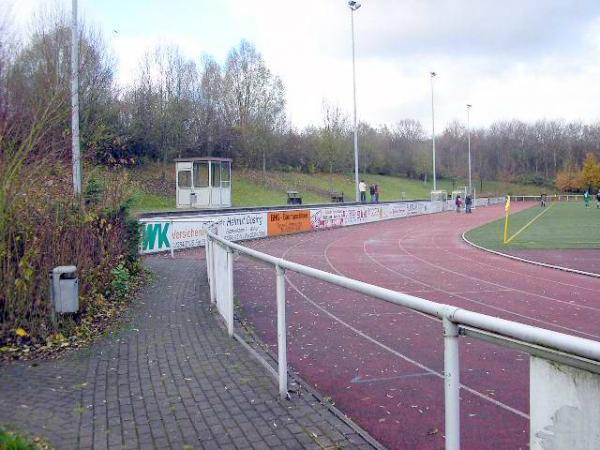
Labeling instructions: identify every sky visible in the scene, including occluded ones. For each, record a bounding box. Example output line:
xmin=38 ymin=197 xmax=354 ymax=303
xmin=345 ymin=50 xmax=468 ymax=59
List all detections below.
xmin=8 ymin=0 xmax=600 ymax=131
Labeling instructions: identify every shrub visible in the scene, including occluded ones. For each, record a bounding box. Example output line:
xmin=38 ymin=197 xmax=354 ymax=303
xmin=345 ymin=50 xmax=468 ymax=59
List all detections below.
xmin=0 ymin=161 xmax=140 ymax=345
xmin=0 ymin=427 xmax=38 ymax=450
xmin=109 ymin=263 xmax=131 ymax=300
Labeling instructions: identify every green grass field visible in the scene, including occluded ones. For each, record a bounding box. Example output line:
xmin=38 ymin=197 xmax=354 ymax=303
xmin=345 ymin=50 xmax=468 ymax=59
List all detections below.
xmin=465 ymin=202 xmax=600 ymax=250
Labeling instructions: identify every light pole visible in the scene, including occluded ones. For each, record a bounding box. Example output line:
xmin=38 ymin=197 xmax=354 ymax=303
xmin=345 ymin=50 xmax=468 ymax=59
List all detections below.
xmin=467 ymin=104 xmax=472 ymax=195
xmin=71 ymin=0 xmax=81 ymax=195
xmin=430 ymin=72 xmax=437 ymax=191
xmin=348 ymin=0 xmax=361 ymax=202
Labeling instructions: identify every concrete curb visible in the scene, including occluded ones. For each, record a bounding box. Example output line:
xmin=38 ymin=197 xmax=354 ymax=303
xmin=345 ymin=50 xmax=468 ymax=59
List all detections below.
xmin=461 ymin=232 xmax=600 ymax=279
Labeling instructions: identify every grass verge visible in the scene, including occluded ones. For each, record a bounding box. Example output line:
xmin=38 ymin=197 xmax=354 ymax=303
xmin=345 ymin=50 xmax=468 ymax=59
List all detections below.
xmin=127 ymin=162 xmax=550 ymax=213
xmin=0 ymin=427 xmax=49 ymax=450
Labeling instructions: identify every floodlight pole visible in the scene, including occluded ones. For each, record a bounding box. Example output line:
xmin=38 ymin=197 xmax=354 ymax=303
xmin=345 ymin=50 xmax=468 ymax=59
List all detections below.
xmin=71 ymin=0 xmax=82 ymax=195
xmin=349 ymin=1 xmax=361 ymax=202
xmin=430 ymin=72 xmax=437 ymax=191
xmin=467 ymin=104 xmax=472 ymax=195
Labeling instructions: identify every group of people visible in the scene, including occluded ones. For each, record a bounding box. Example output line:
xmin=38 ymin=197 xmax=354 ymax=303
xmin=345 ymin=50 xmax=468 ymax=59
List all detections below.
xmin=583 ymin=190 xmax=600 ymax=208
xmin=358 ymin=180 xmax=380 ymax=203
xmin=455 ymin=194 xmax=473 ymax=213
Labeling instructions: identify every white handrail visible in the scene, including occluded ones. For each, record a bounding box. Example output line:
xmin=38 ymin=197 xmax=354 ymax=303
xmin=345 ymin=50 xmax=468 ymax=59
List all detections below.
xmin=207 ymin=230 xmax=600 ymax=361
xmin=205 ymin=227 xmax=600 ymax=450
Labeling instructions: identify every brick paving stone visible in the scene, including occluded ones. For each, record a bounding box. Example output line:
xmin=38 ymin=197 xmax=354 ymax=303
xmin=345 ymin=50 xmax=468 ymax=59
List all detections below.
xmin=0 ymin=255 xmax=378 ymax=449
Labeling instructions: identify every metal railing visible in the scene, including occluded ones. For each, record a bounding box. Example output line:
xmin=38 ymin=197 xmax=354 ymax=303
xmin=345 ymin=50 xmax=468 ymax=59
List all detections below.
xmin=511 ymin=194 xmax=583 ymax=202
xmin=205 ymin=225 xmax=600 ymax=450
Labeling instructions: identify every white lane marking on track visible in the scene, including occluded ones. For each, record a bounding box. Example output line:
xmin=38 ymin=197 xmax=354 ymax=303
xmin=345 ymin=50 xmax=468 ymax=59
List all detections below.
xmin=352 ymin=234 xmax=600 ymax=339
xmin=351 ymin=372 xmax=436 ymax=384
xmin=245 ymin=218 xmax=531 ymax=419
xmin=316 ymin=228 xmax=532 ymax=419
xmin=363 ymin=237 xmax=600 ymax=339
xmin=440 ymin=233 xmax=600 ymax=293
xmin=428 ymin=231 xmax=600 ymax=306
xmin=392 ymin=238 xmax=600 ymax=335
xmin=285 ymin=276 xmax=530 ymax=420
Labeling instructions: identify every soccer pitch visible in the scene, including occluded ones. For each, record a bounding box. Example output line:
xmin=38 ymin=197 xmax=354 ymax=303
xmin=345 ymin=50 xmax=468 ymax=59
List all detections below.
xmin=465 ymin=202 xmax=600 ymax=250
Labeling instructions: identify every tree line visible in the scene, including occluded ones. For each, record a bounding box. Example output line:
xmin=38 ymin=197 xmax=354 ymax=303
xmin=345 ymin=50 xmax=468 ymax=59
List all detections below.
xmin=2 ymin=10 xmax=600 ymax=190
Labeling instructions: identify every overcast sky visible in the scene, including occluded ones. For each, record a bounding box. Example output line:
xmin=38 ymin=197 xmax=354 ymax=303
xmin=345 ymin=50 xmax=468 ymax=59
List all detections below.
xmin=9 ymin=0 xmax=600 ymax=130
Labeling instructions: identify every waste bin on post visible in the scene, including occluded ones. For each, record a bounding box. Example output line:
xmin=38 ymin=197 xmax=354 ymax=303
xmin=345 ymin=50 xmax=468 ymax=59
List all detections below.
xmin=49 ymin=266 xmax=79 ymax=313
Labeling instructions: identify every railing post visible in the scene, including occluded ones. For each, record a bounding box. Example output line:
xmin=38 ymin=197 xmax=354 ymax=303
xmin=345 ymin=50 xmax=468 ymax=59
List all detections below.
xmin=170 ymin=219 xmax=175 ymax=258
xmin=443 ymin=317 xmax=460 ymax=450
xmin=226 ymin=247 xmax=234 ymax=337
xmin=206 ymin=238 xmax=215 ymax=304
xmin=276 ymin=265 xmax=288 ymax=399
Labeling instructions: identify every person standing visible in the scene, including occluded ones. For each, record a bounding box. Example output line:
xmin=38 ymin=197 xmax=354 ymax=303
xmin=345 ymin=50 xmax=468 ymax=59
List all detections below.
xmin=369 ymin=184 xmax=375 ymax=203
xmin=359 ymin=180 xmax=367 ymax=203
xmin=455 ymin=195 xmax=462 ymax=213
xmin=540 ymin=193 xmax=546 ymax=207
xmin=465 ymin=194 xmax=472 ymax=213
xmin=584 ymin=190 xmax=591 ymax=208
xmin=374 ymin=184 xmax=379 ymax=203
xmin=596 ymin=190 xmax=600 ymax=208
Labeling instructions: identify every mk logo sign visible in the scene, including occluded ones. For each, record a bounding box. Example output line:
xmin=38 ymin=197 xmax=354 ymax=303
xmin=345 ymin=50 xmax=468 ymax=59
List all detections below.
xmin=142 ymin=222 xmax=171 ymax=251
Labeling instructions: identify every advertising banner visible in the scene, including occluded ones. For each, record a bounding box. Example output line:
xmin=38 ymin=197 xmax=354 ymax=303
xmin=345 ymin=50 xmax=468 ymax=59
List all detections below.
xmin=141 ymin=219 xmax=212 ymax=254
xmin=140 ymin=197 xmax=498 ymax=254
xmin=383 ymin=202 xmax=408 ymax=219
xmin=268 ymin=210 xmax=312 ymax=236
xmin=311 ymin=207 xmax=346 ymax=229
xmin=221 ymin=213 xmax=267 ymax=242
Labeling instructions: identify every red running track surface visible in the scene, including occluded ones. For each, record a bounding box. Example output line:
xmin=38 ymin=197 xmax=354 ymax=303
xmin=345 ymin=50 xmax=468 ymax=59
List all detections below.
xmin=231 ymin=203 xmax=600 ymax=450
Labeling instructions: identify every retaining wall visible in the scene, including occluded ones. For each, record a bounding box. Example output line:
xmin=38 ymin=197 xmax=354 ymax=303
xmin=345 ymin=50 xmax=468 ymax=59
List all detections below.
xmin=139 ymin=197 xmax=505 ymax=254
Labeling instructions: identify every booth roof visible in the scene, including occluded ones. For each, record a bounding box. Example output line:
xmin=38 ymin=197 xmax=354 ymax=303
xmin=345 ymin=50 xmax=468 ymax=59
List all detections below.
xmin=174 ymin=157 xmax=233 ymax=162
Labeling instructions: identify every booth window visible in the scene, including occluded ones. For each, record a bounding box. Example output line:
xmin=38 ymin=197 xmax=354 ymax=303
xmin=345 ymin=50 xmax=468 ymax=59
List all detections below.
xmin=221 ymin=162 xmax=231 ymax=183
xmin=178 ymin=170 xmax=191 ymax=188
xmin=193 ymin=162 xmax=209 ymax=188
xmin=211 ymin=162 xmax=221 ymax=187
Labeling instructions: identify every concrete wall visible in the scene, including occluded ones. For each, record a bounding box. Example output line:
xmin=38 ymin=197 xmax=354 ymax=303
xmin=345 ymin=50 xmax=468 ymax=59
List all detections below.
xmin=530 ymin=356 xmax=600 ymax=449
xmin=139 ymin=197 xmax=505 ymax=254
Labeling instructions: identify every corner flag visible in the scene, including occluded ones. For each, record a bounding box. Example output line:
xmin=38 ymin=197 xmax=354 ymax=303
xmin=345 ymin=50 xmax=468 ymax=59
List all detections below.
xmin=503 ymin=195 xmax=511 ymax=243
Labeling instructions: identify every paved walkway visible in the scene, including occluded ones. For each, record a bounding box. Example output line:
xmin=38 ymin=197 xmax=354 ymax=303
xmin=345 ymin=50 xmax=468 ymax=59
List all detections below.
xmin=0 ymin=255 xmax=375 ymax=449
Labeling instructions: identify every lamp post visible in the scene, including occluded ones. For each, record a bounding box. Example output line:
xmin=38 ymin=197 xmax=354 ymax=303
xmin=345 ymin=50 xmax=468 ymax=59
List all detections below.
xmin=467 ymin=104 xmax=472 ymax=195
xmin=348 ymin=0 xmax=361 ymax=202
xmin=71 ymin=0 xmax=81 ymax=195
xmin=430 ymin=72 xmax=437 ymax=191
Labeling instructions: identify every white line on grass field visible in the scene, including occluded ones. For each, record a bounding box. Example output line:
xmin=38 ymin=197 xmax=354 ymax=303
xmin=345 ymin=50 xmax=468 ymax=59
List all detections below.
xmin=505 ymin=204 xmax=554 ymax=244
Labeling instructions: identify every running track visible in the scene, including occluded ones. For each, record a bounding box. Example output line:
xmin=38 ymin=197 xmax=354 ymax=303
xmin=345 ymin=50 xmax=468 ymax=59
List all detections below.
xmin=230 ymin=204 xmax=600 ymax=449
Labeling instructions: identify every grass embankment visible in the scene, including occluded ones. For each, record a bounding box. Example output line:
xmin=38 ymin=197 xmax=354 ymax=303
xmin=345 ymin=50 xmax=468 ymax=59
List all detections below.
xmin=126 ymin=163 xmax=553 ymax=213
xmin=465 ymin=202 xmax=600 ymax=250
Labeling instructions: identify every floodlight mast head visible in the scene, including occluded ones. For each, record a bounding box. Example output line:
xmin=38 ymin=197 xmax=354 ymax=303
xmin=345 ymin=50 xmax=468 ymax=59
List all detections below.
xmin=430 ymin=71 xmax=437 ymax=78
xmin=348 ymin=1 xmax=361 ymax=11
xmin=467 ymin=103 xmax=472 ymax=109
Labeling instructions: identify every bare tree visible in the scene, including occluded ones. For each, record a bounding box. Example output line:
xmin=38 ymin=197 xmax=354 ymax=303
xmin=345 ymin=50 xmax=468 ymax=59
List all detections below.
xmin=222 ymin=40 xmax=286 ymax=176
xmin=319 ymin=101 xmax=349 ymax=191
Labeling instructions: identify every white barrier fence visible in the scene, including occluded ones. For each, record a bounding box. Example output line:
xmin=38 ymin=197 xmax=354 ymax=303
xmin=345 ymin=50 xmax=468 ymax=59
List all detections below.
xmin=139 ymin=197 xmax=505 ymax=255
xmin=511 ymin=194 xmax=583 ymax=202
xmin=205 ymin=225 xmax=600 ymax=450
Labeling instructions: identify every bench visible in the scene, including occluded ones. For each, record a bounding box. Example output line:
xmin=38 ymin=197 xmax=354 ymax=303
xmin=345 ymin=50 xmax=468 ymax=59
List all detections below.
xmin=286 ymin=191 xmax=302 ymax=205
xmin=330 ymin=192 xmax=344 ymax=203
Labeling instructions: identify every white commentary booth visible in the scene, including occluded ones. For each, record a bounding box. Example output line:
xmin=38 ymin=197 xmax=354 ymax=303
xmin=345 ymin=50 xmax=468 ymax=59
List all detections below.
xmin=175 ymin=157 xmax=232 ymax=208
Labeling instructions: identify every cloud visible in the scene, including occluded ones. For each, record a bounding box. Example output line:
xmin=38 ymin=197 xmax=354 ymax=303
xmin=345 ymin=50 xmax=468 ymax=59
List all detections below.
xmin=357 ymin=0 xmax=600 ymax=60
xmin=7 ymin=0 xmax=600 ymax=130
